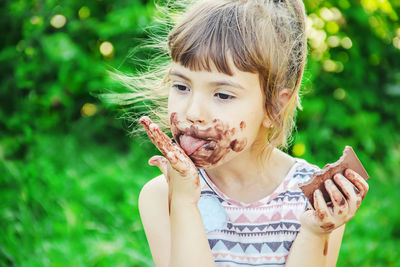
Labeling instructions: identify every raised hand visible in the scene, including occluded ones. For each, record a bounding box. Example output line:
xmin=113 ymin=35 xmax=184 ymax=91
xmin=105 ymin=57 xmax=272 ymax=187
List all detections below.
xmin=139 ymin=116 xmax=201 ymax=210
xmin=300 ymin=168 xmax=369 ymax=235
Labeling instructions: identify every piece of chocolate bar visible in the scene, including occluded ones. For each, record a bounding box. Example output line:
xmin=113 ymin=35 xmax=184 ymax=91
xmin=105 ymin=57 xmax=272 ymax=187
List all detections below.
xmin=300 ymin=146 xmax=369 ymax=208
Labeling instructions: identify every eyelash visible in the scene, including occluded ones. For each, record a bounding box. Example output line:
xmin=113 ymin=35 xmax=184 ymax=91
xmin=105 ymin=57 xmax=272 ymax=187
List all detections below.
xmin=172 ymin=83 xmax=190 ymax=92
xmin=172 ymin=83 xmax=235 ymax=101
xmin=214 ymin=92 xmax=235 ymax=100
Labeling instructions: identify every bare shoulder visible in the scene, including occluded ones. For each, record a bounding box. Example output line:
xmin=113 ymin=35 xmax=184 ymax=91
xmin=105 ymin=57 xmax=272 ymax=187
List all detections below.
xmin=139 ymin=174 xmax=168 ymax=204
xmin=138 ymin=174 xmax=169 ymax=223
xmin=272 ymin=148 xmax=297 ymax=174
xmin=138 ymin=174 xmax=170 ymax=267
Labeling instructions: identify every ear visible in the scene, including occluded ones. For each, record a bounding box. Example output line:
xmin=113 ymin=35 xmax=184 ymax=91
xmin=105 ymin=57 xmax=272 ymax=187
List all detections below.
xmin=278 ymin=89 xmax=292 ymax=109
xmin=262 ymin=89 xmax=293 ymax=128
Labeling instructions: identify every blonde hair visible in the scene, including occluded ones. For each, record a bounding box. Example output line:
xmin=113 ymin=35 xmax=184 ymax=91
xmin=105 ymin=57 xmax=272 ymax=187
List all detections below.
xmin=103 ymin=0 xmax=307 ymax=160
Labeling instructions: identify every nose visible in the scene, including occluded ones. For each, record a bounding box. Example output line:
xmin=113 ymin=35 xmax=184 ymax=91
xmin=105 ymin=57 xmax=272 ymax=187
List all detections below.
xmin=185 ymin=95 xmax=207 ymax=124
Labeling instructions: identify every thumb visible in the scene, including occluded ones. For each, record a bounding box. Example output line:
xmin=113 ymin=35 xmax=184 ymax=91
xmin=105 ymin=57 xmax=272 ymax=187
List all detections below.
xmin=148 ymin=155 xmax=169 ymax=177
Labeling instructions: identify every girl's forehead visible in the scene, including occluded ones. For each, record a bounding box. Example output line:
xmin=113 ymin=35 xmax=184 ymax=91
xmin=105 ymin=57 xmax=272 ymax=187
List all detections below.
xmin=170 ymin=57 xmax=256 ymax=78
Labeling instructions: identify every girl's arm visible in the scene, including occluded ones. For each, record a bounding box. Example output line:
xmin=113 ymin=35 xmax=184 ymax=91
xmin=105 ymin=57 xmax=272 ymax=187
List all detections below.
xmin=138 ymin=117 xmax=215 ymax=267
xmin=139 ymin=177 xmax=215 ymax=267
xmin=139 ymin=175 xmax=170 ymax=267
xmin=286 ymin=224 xmax=345 ymax=267
xmin=286 ymin=169 xmax=369 ymax=267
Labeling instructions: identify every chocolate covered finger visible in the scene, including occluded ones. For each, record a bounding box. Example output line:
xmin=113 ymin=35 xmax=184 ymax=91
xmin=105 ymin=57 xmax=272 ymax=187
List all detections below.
xmin=313 ymin=190 xmax=330 ymax=221
xmin=149 ymin=155 xmax=169 ymax=177
xmin=140 ymin=116 xmax=196 ymax=175
xmin=139 ymin=116 xmax=178 ymax=157
xmin=344 ymin=168 xmax=369 ymax=198
xmin=324 ymin=179 xmax=348 ymax=216
xmin=333 ymin=173 xmax=363 ymax=213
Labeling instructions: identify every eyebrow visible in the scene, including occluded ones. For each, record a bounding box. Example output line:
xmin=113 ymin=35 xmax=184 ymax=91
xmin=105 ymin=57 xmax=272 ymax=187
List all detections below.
xmin=170 ymin=71 xmax=245 ymax=90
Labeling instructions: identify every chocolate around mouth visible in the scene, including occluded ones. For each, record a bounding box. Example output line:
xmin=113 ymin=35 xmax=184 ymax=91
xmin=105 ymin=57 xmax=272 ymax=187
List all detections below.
xmin=176 ymin=131 xmax=216 ymax=154
xmin=169 ymin=112 xmax=246 ymax=168
xmin=175 ymin=131 xmax=214 ymax=146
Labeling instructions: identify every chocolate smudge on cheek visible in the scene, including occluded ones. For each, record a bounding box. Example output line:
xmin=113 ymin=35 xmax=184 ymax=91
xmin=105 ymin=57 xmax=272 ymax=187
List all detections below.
xmin=170 ymin=112 xmax=181 ymax=143
xmin=318 ymin=211 xmax=326 ymax=221
xmin=240 ymin=121 xmax=246 ymax=130
xmin=230 ymin=139 xmax=247 ymax=152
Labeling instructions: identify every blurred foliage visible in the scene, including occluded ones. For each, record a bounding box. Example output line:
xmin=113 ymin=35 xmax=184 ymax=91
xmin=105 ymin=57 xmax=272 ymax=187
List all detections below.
xmin=0 ymin=0 xmax=399 ymax=266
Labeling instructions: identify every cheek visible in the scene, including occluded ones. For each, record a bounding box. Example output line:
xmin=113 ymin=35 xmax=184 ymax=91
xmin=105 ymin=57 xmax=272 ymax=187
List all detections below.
xmin=167 ymin=92 xmax=178 ymax=114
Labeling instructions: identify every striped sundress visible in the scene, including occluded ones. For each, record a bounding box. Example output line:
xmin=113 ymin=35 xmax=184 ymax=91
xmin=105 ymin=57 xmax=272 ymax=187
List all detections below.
xmin=197 ymin=158 xmax=320 ymax=267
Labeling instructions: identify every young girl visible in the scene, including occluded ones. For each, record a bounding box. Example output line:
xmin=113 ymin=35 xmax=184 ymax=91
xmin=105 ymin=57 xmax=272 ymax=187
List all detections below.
xmin=128 ymin=0 xmax=370 ymax=266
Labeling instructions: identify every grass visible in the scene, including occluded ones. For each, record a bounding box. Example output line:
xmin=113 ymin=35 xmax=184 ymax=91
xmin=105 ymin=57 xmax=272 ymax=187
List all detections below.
xmin=0 ymin=117 xmax=158 ymax=266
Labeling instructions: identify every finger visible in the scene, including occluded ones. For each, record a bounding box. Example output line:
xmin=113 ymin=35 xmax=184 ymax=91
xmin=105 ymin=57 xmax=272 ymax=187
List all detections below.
xmin=165 ymin=151 xmax=195 ymax=176
xmin=344 ymin=169 xmax=369 ymax=199
xmin=324 ymin=179 xmax=348 ymax=216
xmin=149 ymin=155 xmax=169 ymax=176
xmin=140 ymin=116 xmax=192 ymax=171
xmin=313 ymin=189 xmax=330 ymax=222
xmin=333 ymin=173 xmax=362 ymax=213
xmin=139 ymin=116 xmax=176 ymax=156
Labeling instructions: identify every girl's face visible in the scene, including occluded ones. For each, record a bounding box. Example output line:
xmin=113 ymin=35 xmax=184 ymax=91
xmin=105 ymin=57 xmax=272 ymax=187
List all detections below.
xmin=168 ymin=61 xmax=267 ymax=169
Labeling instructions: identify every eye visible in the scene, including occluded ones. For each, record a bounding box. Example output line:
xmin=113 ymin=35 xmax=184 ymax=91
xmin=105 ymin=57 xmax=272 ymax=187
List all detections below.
xmin=172 ymin=83 xmax=190 ymax=92
xmin=215 ymin=92 xmax=235 ymax=100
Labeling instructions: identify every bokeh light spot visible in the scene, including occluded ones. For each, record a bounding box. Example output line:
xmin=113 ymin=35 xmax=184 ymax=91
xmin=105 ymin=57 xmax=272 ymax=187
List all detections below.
xmin=330 ymin=8 xmax=343 ymax=20
xmin=323 ymin=59 xmax=337 ymax=72
xmin=341 ymin=37 xmax=353 ymax=49
xmin=333 ymin=88 xmax=346 ymax=100
xmin=327 ymin=36 xmax=340 ymax=47
xmin=24 ymin=47 xmax=35 ymax=57
xmin=326 ymin=21 xmax=339 ymax=34
xmin=99 ymin=41 xmax=114 ymax=57
xmin=50 ymin=14 xmax=66 ymax=29
xmin=79 ymin=6 xmax=91 ymax=20
xmin=81 ymin=103 xmax=98 ymax=117
xmin=30 ymin=16 xmax=43 ymax=25
xmin=336 ymin=61 xmax=344 ymax=73
xmin=338 ymin=0 xmax=351 ymax=9
xmin=393 ymin=37 xmax=400 ymax=50
xmin=293 ymin=143 xmax=306 ymax=157
xmin=320 ymin=7 xmax=334 ymax=21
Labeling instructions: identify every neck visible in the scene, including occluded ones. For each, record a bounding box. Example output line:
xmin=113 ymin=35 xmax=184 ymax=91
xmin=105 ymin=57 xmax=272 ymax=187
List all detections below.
xmin=204 ymin=147 xmax=295 ymax=192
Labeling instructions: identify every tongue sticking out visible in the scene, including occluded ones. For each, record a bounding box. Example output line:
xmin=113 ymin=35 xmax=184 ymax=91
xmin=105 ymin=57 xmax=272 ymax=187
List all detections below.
xmin=179 ymin=134 xmax=207 ymax=155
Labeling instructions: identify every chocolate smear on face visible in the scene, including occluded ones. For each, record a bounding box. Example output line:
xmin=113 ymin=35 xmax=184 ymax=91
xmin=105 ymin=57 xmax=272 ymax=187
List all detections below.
xmin=230 ymin=139 xmax=247 ymax=152
xmin=170 ymin=112 xmax=247 ymax=168
xmin=240 ymin=121 xmax=246 ymax=130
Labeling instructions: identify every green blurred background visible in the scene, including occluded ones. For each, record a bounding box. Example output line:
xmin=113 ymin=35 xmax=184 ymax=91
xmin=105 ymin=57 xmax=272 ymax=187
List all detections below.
xmin=1 ymin=0 xmax=399 ymax=266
